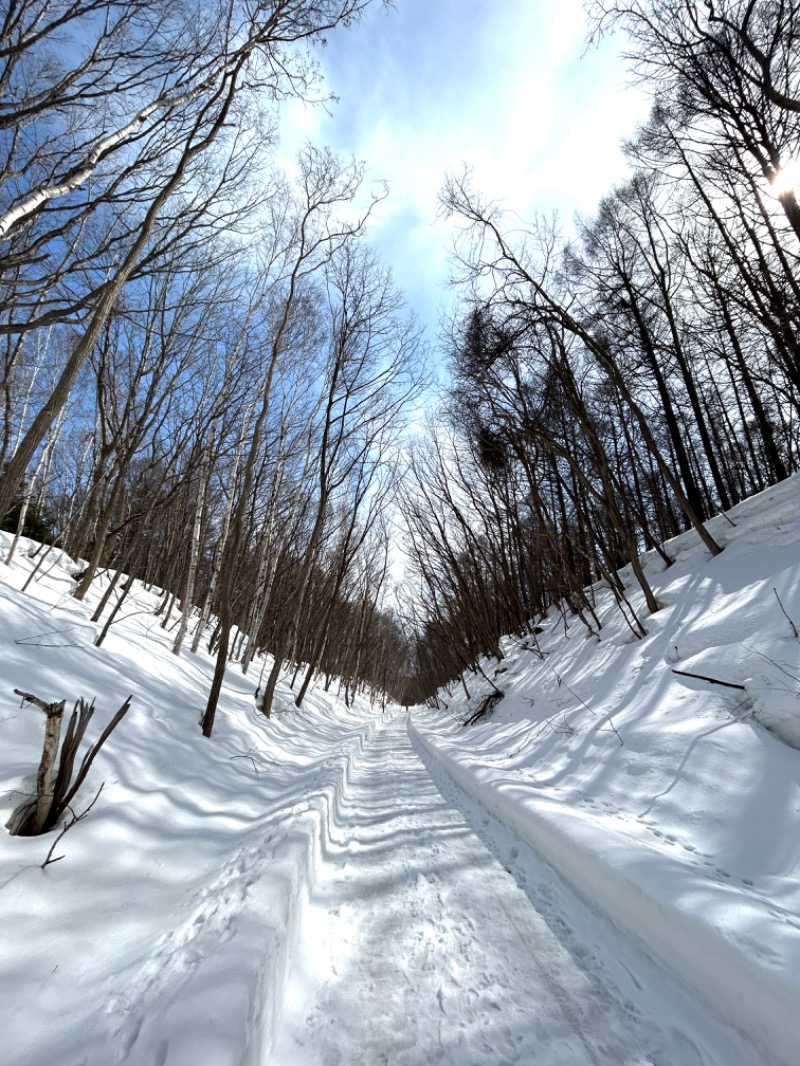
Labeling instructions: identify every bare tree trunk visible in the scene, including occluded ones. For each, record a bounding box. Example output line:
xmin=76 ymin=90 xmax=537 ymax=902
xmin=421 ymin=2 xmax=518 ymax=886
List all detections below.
xmin=5 ymin=414 xmax=61 ymax=566
xmin=173 ymin=445 xmax=210 ymax=656
xmin=72 ymin=478 xmax=126 ymax=601
xmin=190 ymin=412 xmax=249 ymax=654
xmin=10 ymin=693 xmax=67 ymax=837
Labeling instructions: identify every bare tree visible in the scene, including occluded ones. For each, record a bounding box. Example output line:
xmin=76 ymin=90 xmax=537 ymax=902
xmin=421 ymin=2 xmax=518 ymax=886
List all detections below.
xmin=441 ymin=171 xmax=723 ymax=557
xmin=0 ymin=0 xmax=380 ymax=524
xmin=589 ymin=1 xmax=800 ymax=238
xmin=200 ymin=149 xmax=385 ymax=737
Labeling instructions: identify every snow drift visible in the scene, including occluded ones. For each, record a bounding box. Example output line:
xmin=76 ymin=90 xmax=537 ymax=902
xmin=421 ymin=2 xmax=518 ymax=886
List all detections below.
xmin=0 ymin=474 xmax=798 ymax=1065
xmin=412 ymin=473 xmax=800 ymax=1066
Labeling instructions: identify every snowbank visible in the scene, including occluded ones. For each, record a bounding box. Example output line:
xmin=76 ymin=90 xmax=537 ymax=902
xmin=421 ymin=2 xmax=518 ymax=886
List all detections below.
xmin=0 ymin=534 xmax=381 ymax=1066
xmin=411 ymin=474 xmax=800 ymax=1066
xmin=2 ymin=476 xmax=799 ymax=1065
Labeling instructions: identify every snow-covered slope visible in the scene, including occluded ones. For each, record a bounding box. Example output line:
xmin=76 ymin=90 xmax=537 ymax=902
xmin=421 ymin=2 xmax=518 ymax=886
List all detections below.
xmin=1 ymin=474 xmax=798 ymax=1066
xmin=412 ymin=474 xmax=800 ymax=1066
xmin=0 ymin=537 xmax=380 ymax=1066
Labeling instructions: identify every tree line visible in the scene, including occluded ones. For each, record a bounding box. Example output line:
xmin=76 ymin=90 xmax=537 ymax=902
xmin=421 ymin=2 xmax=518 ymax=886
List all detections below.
xmin=5 ymin=1 xmax=798 ymax=717
xmin=402 ymin=0 xmax=800 ymax=703
xmin=0 ymin=0 xmax=422 ymax=733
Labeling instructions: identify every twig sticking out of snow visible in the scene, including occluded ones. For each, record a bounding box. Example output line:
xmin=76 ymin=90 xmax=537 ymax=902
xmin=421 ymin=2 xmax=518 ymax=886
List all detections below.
xmin=14 ymin=629 xmax=81 ymax=648
xmin=671 ymin=670 xmax=746 ymax=691
xmin=229 ymin=745 xmax=276 ymax=776
xmin=463 ymin=691 xmax=504 ymax=727
xmin=544 ymin=664 xmax=623 ymax=745
xmin=40 ymin=784 xmax=105 ymax=869
xmin=773 ymin=588 xmax=799 ymax=641
xmin=740 ymin=642 xmax=800 ymax=686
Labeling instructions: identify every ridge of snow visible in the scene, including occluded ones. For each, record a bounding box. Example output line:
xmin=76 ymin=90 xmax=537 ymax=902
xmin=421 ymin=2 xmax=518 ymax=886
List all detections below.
xmin=0 ymin=533 xmax=380 ymax=1066
xmin=410 ymin=472 xmax=800 ymax=1066
xmin=411 ymin=722 xmax=799 ymax=1066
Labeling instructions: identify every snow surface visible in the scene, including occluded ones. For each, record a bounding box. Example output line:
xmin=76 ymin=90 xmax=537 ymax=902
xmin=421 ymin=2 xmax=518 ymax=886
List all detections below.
xmin=272 ymin=714 xmax=772 ymax=1066
xmin=0 ymin=474 xmax=798 ymax=1066
xmin=412 ymin=474 xmax=800 ymax=1066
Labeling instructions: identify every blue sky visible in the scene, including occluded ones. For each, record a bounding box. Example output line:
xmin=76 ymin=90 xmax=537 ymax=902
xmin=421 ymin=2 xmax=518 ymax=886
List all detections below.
xmin=279 ymin=0 xmax=650 ymax=344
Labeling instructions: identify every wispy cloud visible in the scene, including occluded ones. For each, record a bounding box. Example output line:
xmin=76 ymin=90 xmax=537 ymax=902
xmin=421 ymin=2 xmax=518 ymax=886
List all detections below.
xmin=278 ymin=0 xmax=650 ymax=340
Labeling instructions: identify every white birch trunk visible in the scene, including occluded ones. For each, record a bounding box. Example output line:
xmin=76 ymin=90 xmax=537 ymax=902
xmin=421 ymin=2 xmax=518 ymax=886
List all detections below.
xmin=190 ymin=408 xmax=251 ymax=654
xmin=173 ymin=444 xmax=210 ymax=656
xmin=5 ymin=414 xmax=61 ymax=566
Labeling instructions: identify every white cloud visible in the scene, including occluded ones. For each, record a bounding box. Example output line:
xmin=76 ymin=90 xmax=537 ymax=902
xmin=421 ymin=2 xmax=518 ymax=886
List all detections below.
xmin=277 ymin=1 xmax=651 ymax=339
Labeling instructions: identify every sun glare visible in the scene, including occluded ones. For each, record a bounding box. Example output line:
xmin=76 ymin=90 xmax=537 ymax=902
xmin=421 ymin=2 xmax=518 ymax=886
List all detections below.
xmin=772 ymin=158 xmax=800 ymax=197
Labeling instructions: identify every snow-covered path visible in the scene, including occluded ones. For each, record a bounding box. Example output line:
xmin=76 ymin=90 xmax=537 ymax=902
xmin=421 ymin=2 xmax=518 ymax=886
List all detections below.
xmin=270 ymin=714 xmax=769 ymax=1066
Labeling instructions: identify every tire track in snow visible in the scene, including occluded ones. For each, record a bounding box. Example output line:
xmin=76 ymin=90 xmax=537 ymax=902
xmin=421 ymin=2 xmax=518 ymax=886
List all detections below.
xmin=269 ymin=714 xmax=769 ymax=1066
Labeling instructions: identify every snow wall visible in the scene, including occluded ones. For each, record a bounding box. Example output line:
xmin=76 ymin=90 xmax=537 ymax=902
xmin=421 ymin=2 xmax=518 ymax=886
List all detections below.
xmin=410 ymin=721 xmax=800 ymax=1066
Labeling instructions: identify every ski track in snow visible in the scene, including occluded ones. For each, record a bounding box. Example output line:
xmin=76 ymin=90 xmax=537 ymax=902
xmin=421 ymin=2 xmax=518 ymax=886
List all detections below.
xmin=269 ymin=714 xmax=768 ymax=1066
xmin=108 ymin=832 xmax=282 ymax=1061
xmin=3 ymin=481 xmax=799 ymax=1066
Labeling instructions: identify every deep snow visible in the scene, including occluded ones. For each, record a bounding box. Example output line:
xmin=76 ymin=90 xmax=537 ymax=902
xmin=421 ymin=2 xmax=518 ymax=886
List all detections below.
xmin=272 ymin=714 xmax=769 ymax=1066
xmin=0 ymin=473 xmax=798 ymax=1066
xmin=412 ymin=475 xmax=800 ymax=1066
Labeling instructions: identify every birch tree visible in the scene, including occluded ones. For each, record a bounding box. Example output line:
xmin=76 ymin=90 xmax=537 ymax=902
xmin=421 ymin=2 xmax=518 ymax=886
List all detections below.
xmin=0 ymin=0 xmax=380 ymax=524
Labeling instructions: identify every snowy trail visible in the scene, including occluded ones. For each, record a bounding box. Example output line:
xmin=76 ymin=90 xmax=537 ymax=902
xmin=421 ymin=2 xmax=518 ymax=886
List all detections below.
xmin=269 ymin=714 xmax=769 ymax=1066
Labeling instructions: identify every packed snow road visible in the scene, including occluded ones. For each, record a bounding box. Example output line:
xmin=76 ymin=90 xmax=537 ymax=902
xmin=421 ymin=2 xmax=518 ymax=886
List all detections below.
xmin=269 ymin=713 xmax=769 ymax=1066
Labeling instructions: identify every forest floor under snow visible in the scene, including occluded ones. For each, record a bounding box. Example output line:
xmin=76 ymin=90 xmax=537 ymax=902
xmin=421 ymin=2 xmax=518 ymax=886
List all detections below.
xmin=0 ymin=475 xmax=799 ymax=1065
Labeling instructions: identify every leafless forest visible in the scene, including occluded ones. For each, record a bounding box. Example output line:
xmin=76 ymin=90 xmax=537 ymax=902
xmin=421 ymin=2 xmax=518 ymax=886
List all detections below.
xmin=1 ymin=1 xmax=798 ymax=722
